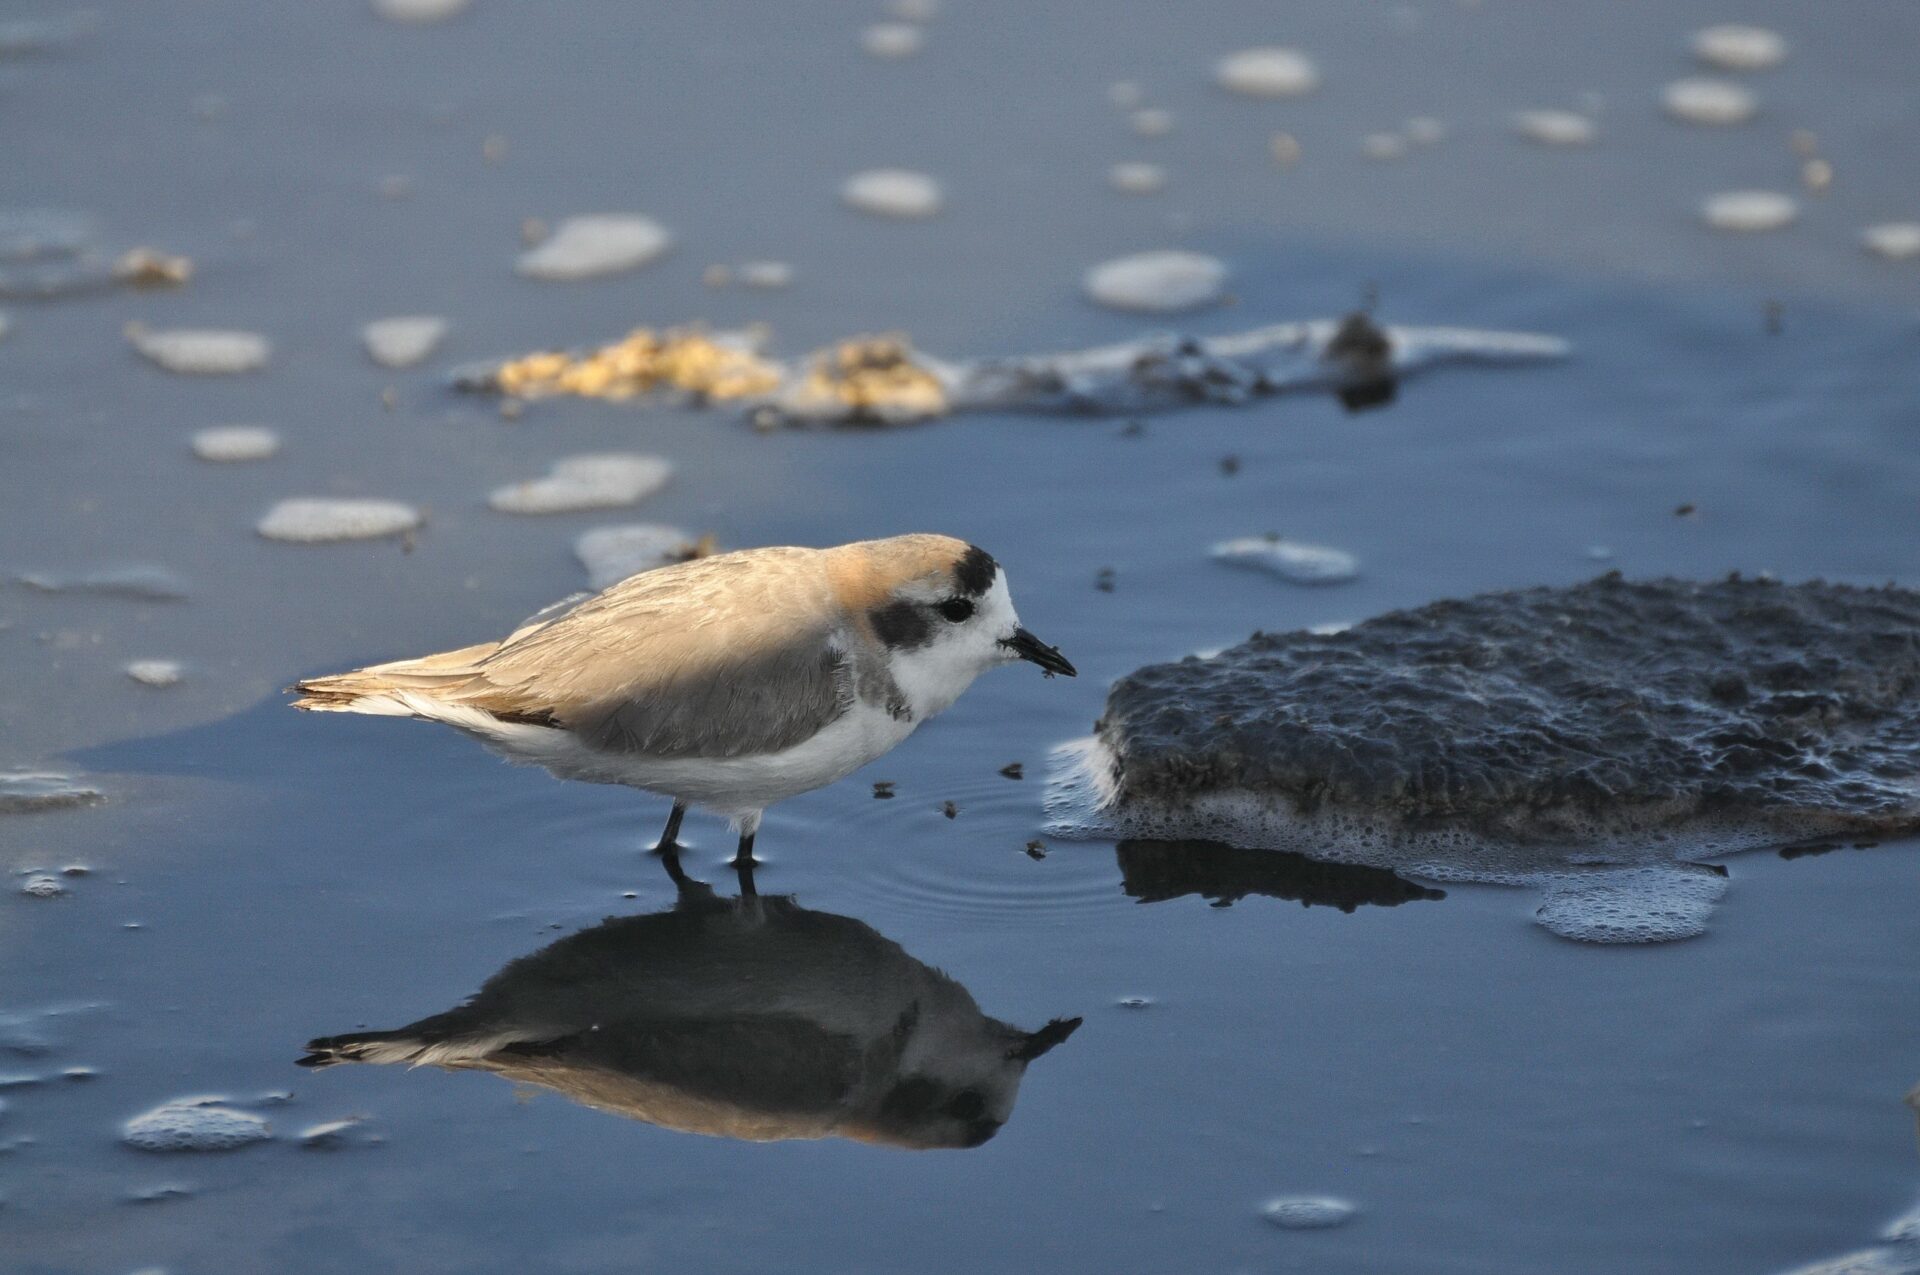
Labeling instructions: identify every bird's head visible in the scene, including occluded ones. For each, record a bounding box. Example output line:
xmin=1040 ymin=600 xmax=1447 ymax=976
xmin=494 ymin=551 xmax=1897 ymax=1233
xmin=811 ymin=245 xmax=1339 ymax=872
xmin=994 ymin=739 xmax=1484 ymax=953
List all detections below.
xmin=833 ymin=535 xmax=1075 ymax=719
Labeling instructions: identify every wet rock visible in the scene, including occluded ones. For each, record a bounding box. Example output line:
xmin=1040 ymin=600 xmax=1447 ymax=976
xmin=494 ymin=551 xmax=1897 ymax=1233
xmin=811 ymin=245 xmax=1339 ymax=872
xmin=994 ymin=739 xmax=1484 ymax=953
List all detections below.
xmin=1693 ymin=24 xmax=1786 ymax=71
xmin=125 ymin=660 xmax=183 ymax=687
xmin=1118 ymin=840 xmax=1444 ymax=912
xmin=1512 ymin=109 xmax=1596 ymax=146
xmin=1050 ymin=576 xmax=1920 ymax=939
xmin=18 ymin=565 xmax=188 ymax=600
xmin=1261 ymin=1195 xmax=1356 ymax=1229
xmin=1215 ymin=47 xmax=1320 ymax=98
xmin=490 ymin=454 xmax=671 ymax=515
xmin=1777 ymin=1193 xmax=1920 ymax=1275
xmin=1083 ymin=250 xmax=1226 ymax=313
xmin=1862 ymin=223 xmax=1920 ymax=262
xmin=574 ymin=525 xmax=713 ymax=589
xmin=841 ymin=169 xmax=943 ymax=219
xmin=123 ymin=1098 xmax=271 ymax=1151
xmin=1662 ymin=78 xmax=1758 ymax=125
xmin=516 ymin=215 xmax=671 ymax=281
xmin=127 ymin=324 xmax=270 ymax=375
xmin=191 ymin=425 xmax=280 ymax=462
xmin=258 ymin=498 xmax=422 ymax=543
xmin=1703 ymin=190 xmax=1798 ymax=232
xmin=0 ymin=772 xmax=105 ymax=814
xmin=1211 ymin=535 xmax=1358 ymax=585
xmin=362 ymin=315 xmax=447 ymax=368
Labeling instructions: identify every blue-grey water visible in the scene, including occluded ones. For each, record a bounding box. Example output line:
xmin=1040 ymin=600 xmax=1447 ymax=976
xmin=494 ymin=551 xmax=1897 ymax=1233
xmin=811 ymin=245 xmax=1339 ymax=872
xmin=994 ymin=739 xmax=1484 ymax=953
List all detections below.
xmin=4 ymin=2 xmax=1918 ymax=1272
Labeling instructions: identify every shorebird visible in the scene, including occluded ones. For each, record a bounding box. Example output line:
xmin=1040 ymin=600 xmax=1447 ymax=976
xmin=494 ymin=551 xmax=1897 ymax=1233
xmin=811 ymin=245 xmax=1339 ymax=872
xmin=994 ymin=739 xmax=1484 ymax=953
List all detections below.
xmin=292 ymin=535 xmax=1074 ymax=884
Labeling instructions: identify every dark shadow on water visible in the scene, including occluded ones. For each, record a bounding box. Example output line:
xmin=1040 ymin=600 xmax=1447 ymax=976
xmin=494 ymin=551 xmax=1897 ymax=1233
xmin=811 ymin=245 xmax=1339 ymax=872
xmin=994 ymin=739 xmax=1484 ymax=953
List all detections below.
xmin=1116 ymin=839 xmax=1446 ymax=912
xmin=299 ymin=882 xmax=1081 ymax=1151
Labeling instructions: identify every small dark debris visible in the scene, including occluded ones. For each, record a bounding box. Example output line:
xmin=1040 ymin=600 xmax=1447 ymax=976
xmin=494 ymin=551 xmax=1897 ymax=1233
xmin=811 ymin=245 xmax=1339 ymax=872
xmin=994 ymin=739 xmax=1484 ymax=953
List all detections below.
xmin=941 ymin=800 xmax=958 ymax=820
xmin=1025 ymin=840 xmax=1047 ymax=860
xmin=1675 ymin=503 xmax=1697 ymax=518
xmin=1118 ymin=420 xmax=1146 ymax=438
xmin=1763 ymin=299 xmax=1784 ymax=335
xmin=1219 ymin=454 xmax=1241 ymax=476
xmin=1095 ymin=567 xmax=1115 ymax=593
xmin=872 ymin=781 xmax=896 ymax=800
xmin=999 ymin=762 xmax=1024 ymax=780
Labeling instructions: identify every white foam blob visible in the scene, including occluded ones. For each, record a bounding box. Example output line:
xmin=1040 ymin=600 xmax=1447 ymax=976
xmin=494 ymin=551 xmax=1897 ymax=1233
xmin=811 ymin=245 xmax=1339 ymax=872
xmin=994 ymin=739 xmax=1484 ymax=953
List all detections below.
xmin=860 ymin=22 xmax=923 ymax=58
xmin=1362 ymin=132 xmax=1409 ymax=162
xmin=736 ymin=260 xmax=794 ymax=288
xmin=20 ymin=875 xmax=66 ymax=899
xmin=1212 ymin=536 xmax=1359 ymax=585
xmin=1861 ymin=222 xmax=1920 ymax=261
xmin=1130 ymin=108 xmax=1174 ymax=137
xmin=0 ymin=772 xmax=104 ymax=814
xmin=125 ymin=660 xmax=183 ymax=688
xmin=841 ymin=169 xmax=943 ymax=218
xmin=123 ymin=1098 xmax=271 ymax=1152
xmin=515 ymin=215 xmax=671 ymax=281
xmin=1262 ymin=1196 xmax=1357 ymax=1229
xmin=191 ymin=425 xmax=280 ymax=462
xmin=1662 ymin=77 xmax=1758 ymax=125
xmin=1534 ymin=867 xmax=1729 ymax=944
xmin=1084 ymin=250 xmax=1226 ymax=313
xmin=127 ymin=326 xmax=270 ymax=375
xmin=1215 ymin=47 xmax=1320 ymax=98
xmin=257 ymin=498 xmax=422 ymax=543
xmin=1702 ymin=190 xmax=1798 ymax=232
xmin=490 ymin=453 xmax=673 ymax=515
xmin=1512 ymin=110 xmax=1597 ymax=146
xmin=18 ymin=565 xmax=188 ymax=600
xmin=372 ymin=0 xmax=470 ymax=22
xmin=1693 ymin=24 xmax=1787 ymax=71
xmin=299 ymin=1118 xmax=365 ymax=1148
xmin=362 ymin=315 xmax=447 ymax=368
xmin=1108 ymin=162 xmax=1168 ymax=194
xmin=574 ymin=523 xmax=699 ymax=589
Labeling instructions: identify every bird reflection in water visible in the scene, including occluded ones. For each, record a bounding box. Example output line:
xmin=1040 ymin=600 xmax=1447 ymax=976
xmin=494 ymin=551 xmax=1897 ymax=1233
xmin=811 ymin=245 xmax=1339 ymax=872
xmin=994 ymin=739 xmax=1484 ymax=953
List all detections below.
xmin=299 ymin=880 xmax=1080 ymax=1150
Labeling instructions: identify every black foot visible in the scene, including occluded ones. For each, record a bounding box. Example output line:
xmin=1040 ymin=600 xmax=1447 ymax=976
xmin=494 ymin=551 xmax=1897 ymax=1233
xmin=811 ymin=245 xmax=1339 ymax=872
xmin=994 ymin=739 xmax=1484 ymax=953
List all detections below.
xmin=732 ymin=833 xmax=758 ymax=897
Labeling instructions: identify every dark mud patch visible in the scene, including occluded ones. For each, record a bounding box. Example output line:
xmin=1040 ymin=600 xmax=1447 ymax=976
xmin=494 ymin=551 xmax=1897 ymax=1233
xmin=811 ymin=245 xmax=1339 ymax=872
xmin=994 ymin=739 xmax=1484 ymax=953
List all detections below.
xmin=1052 ymin=575 xmax=1920 ymax=941
xmin=299 ymin=890 xmax=1079 ymax=1150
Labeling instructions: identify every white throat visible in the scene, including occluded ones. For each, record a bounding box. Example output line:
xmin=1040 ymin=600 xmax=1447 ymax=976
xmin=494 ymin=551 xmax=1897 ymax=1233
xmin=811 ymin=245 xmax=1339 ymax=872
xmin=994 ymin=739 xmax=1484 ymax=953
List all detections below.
xmin=884 ymin=575 xmax=1020 ymax=721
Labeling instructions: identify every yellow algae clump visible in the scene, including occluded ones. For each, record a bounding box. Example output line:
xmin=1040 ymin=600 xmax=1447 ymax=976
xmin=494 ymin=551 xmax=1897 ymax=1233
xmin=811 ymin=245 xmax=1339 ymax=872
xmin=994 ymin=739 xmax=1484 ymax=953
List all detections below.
xmin=493 ymin=328 xmax=783 ymax=403
xmin=785 ymin=336 xmax=948 ymax=424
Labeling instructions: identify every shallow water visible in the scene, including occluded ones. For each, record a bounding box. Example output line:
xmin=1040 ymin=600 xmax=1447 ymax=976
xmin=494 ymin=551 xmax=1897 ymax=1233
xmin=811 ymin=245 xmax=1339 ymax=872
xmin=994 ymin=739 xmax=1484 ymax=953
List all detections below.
xmin=4 ymin=2 xmax=1919 ymax=1272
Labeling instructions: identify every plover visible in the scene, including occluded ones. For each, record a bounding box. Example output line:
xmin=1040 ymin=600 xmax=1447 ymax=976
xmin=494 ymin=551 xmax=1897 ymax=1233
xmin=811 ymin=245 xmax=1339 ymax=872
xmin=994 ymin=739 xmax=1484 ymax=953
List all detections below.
xmin=298 ymin=887 xmax=1081 ymax=1148
xmin=292 ymin=535 xmax=1074 ymax=880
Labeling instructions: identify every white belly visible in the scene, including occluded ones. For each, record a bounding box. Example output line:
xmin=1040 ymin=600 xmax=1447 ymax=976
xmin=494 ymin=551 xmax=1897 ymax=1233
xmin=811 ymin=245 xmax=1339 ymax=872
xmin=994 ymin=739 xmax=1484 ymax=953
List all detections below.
xmin=380 ymin=692 xmax=919 ymax=821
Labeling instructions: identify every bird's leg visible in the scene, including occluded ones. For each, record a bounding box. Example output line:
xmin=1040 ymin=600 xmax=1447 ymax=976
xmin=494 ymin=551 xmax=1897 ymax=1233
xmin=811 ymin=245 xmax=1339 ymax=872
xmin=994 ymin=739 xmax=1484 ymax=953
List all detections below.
xmin=732 ymin=831 xmax=758 ymax=897
xmin=652 ymin=801 xmax=687 ymax=852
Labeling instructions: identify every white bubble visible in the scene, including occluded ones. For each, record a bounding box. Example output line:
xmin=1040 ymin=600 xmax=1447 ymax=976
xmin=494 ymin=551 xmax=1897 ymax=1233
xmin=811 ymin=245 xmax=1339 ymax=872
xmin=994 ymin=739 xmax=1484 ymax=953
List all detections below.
xmin=125 ymin=660 xmax=183 ymax=688
xmin=372 ymin=0 xmax=470 ymax=21
xmin=1701 ymin=190 xmax=1798 ymax=232
xmin=1861 ymin=222 xmax=1920 ymax=261
xmin=1362 ymin=132 xmax=1408 ymax=162
xmin=1262 ymin=1196 xmax=1356 ymax=1229
xmin=490 ymin=453 xmax=673 ymax=515
xmin=736 ymin=260 xmax=794 ymax=288
xmin=1212 ymin=536 xmax=1359 ymax=585
xmin=1693 ymin=24 xmax=1786 ymax=71
xmin=860 ymin=22 xmax=923 ymax=58
xmin=362 ymin=315 xmax=447 ymax=368
xmin=1108 ymin=162 xmax=1168 ymax=194
xmin=1215 ymin=47 xmax=1320 ymax=98
xmin=1662 ymin=77 xmax=1758 ymax=125
xmin=1535 ymin=867 xmax=1728 ymax=944
xmin=841 ymin=169 xmax=943 ymax=218
xmin=257 ymin=498 xmax=422 ymax=543
xmin=20 ymin=875 xmax=66 ymax=899
xmin=123 ymin=1099 xmax=271 ymax=1152
xmin=191 ymin=425 xmax=280 ymax=463
xmin=18 ymin=566 xmax=188 ymax=600
xmin=299 ymin=1118 xmax=366 ymax=1148
xmin=1084 ymin=250 xmax=1226 ymax=313
xmin=1130 ymin=107 xmax=1174 ymax=137
xmin=127 ymin=325 xmax=269 ymax=375
xmin=516 ymin=215 xmax=671 ymax=281
xmin=575 ymin=524 xmax=700 ymax=589
xmin=1512 ymin=110 xmax=1596 ymax=146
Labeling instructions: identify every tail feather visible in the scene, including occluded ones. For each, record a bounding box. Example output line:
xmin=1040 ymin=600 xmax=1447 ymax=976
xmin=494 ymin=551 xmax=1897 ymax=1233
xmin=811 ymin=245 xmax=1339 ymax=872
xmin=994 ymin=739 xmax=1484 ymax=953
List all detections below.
xmin=289 ymin=641 xmax=500 ymax=712
xmin=298 ymin=1025 xmax=530 ymax=1069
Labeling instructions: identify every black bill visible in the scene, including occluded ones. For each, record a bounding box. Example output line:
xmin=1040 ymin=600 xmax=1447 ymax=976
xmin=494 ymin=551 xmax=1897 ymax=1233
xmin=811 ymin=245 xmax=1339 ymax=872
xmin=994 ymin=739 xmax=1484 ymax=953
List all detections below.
xmin=1002 ymin=627 xmax=1077 ymax=678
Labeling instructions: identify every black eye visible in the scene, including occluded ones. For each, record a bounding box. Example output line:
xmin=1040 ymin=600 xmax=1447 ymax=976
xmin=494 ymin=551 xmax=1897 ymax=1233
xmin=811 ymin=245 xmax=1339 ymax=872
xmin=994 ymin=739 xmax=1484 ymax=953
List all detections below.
xmin=937 ymin=598 xmax=975 ymax=623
